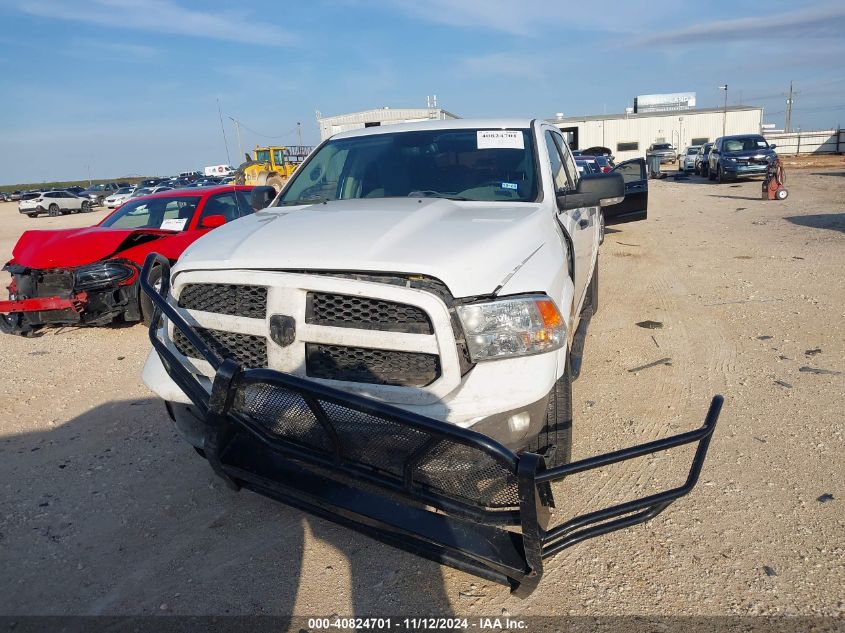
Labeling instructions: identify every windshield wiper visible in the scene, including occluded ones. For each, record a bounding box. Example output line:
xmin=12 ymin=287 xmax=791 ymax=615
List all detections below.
xmin=278 ymin=196 xmax=329 ymax=206
xmin=408 ymin=190 xmax=471 ymax=201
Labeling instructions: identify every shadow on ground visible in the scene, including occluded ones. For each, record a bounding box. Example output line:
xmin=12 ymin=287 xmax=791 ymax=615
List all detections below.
xmin=783 ymin=212 xmax=845 ymax=233
xmin=0 ymin=399 xmax=460 ymax=615
xmin=810 ymin=171 xmax=845 ymax=177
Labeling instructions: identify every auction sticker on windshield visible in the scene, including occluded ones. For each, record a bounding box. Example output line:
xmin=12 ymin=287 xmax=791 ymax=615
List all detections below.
xmin=160 ymin=218 xmax=188 ymax=231
xmin=477 ymin=130 xmax=524 ymax=150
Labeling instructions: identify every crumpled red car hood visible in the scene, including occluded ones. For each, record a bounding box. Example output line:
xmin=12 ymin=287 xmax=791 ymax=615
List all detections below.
xmin=9 ymin=227 xmax=172 ymax=269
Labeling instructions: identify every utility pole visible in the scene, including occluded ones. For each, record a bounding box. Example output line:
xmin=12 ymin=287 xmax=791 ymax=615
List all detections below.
xmin=216 ymin=97 xmax=231 ymax=165
xmin=785 ymin=81 xmax=794 ymax=133
xmin=228 ymin=116 xmax=243 ymax=163
xmin=719 ymin=85 xmax=728 ymax=137
xmin=297 ymin=122 xmax=303 ymax=147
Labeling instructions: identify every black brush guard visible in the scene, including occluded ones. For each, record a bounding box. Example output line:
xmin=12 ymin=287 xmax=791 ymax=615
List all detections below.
xmin=141 ymin=254 xmax=722 ymax=596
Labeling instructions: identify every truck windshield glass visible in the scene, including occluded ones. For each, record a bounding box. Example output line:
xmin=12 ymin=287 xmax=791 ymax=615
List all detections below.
xmin=100 ymin=196 xmax=201 ymax=230
xmin=278 ymin=128 xmax=538 ymax=205
xmin=255 ymin=150 xmax=270 ymax=162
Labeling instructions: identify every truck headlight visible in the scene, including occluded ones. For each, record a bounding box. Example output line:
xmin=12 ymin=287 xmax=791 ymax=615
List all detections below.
xmin=74 ymin=261 xmax=135 ymax=290
xmin=456 ymin=295 xmax=566 ymax=361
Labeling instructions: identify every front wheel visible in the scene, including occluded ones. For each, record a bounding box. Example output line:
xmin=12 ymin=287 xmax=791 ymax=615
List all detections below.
xmin=716 ymin=166 xmax=723 ymax=183
xmin=82 ymin=201 xmax=92 ymax=213
xmin=707 ymin=166 xmax=716 ymax=181
xmin=266 ymin=173 xmax=284 ymax=193
xmin=525 ymin=356 xmax=573 ymax=468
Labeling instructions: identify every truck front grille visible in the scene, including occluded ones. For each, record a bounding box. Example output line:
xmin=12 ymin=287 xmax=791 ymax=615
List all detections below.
xmin=305 ymin=344 xmax=440 ymax=387
xmin=178 ymin=283 xmax=267 ymax=318
xmin=306 ymin=292 xmax=433 ymax=334
xmin=173 ymin=328 xmax=268 ymax=368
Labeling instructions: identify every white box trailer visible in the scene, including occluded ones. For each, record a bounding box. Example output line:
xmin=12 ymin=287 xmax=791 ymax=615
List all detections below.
xmin=204 ymin=164 xmax=235 ymax=177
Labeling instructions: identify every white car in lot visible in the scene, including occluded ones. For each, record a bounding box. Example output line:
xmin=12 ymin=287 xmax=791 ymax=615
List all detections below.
xmin=104 ymin=187 xmax=136 ymax=209
xmin=679 ymin=145 xmax=702 ymax=172
xmin=129 ymin=185 xmax=173 ymax=200
xmin=18 ymin=190 xmax=92 ymax=217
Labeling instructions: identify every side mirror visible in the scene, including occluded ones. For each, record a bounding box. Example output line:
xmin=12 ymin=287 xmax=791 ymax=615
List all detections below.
xmin=200 ymin=214 xmax=226 ymax=229
xmin=769 ymin=144 xmax=777 ymax=149
xmin=556 ymin=173 xmax=624 ymax=211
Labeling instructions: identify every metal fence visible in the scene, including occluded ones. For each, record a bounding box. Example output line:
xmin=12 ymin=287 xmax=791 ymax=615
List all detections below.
xmin=764 ymin=129 xmax=844 ymax=155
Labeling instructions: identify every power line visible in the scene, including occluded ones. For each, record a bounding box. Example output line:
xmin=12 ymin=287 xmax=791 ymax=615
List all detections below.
xmin=229 ymin=117 xmax=300 ymax=140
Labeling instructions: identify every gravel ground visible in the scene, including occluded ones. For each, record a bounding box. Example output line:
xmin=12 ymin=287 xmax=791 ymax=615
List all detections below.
xmin=0 ymin=168 xmax=843 ymax=619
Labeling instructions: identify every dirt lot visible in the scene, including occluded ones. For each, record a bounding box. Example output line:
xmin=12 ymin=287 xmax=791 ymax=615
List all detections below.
xmin=0 ymin=168 xmax=843 ymax=619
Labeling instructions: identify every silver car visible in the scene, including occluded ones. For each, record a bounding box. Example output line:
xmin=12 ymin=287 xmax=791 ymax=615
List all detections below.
xmin=679 ymin=145 xmax=702 ymax=172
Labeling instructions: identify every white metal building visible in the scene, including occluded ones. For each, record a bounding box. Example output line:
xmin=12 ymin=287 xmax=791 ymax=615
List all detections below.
xmin=548 ymin=106 xmax=763 ymax=161
xmin=317 ymin=107 xmax=461 ymax=141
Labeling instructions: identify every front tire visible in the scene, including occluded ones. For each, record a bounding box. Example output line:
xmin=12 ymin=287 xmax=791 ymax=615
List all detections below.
xmin=82 ymin=201 xmax=92 ymax=213
xmin=707 ymin=165 xmax=716 ymax=181
xmin=716 ymin=166 xmax=723 ymax=183
xmin=526 ymin=356 xmax=573 ymax=468
xmin=266 ymin=173 xmax=284 ymax=193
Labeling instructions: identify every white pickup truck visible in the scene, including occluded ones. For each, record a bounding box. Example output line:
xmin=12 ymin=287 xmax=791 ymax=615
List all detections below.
xmin=140 ymin=119 xmax=718 ymax=594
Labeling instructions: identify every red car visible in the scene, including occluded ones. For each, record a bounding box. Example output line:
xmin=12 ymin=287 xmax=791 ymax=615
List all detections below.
xmin=0 ymin=185 xmax=275 ymax=335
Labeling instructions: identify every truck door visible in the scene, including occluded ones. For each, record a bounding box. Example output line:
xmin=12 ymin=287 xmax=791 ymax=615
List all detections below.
xmin=544 ymin=129 xmax=597 ymax=310
xmin=603 ymin=158 xmax=648 ymax=224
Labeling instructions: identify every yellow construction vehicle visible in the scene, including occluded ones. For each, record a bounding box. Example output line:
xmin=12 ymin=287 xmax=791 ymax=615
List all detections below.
xmin=234 ymin=145 xmax=314 ymax=192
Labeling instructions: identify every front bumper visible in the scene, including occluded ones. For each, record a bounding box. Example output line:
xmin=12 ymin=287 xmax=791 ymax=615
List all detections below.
xmin=140 ymin=253 xmax=723 ymax=595
xmin=0 ymin=266 xmax=141 ymax=334
xmin=722 ymin=162 xmax=769 ymax=177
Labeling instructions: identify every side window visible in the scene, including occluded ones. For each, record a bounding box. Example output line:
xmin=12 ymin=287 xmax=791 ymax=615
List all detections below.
xmin=273 ymin=149 xmax=286 ymax=165
xmin=552 ymin=133 xmax=579 ymax=189
xmin=614 ymin=161 xmax=645 ymax=183
xmin=199 ymin=192 xmax=249 ymax=224
xmin=544 ymin=130 xmax=571 ymax=192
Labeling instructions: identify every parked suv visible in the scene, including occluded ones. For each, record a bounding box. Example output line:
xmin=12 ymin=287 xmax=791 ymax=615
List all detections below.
xmin=708 ymin=135 xmax=777 ymax=183
xmin=79 ymin=182 xmax=121 ymax=206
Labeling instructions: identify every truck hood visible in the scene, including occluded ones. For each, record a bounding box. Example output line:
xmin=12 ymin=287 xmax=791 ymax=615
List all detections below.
xmin=177 ymin=197 xmax=549 ymax=297
xmin=9 ymin=227 xmax=174 ymax=269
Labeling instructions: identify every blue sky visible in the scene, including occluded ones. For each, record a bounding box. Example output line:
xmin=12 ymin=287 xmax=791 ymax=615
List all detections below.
xmin=1 ymin=0 xmax=843 ymax=184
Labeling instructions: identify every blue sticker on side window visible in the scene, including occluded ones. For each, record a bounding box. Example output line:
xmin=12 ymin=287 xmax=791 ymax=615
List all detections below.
xmin=501 ymin=182 xmax=518 ymax=190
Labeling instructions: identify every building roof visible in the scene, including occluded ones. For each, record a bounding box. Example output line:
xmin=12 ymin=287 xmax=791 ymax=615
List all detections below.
xmin=331 ymin=118 xmax=535 ymax=140
xmin=318 ymin=106 xmax=461 ymax=123
xmin=547 ymin=105 xmax=762 ymax=124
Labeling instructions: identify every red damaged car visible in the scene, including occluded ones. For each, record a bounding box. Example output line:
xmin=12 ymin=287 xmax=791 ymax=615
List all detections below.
xmin=0 ymin=185 xmax=275 ymax=335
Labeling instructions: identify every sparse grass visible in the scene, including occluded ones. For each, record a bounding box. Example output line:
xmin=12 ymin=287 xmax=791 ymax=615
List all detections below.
xmin=0 ymin=177 xmax=152 ymax=194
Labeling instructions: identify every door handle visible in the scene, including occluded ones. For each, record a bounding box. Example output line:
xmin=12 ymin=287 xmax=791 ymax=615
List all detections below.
xmin=579 ymin=219 xmax=590 ymax=229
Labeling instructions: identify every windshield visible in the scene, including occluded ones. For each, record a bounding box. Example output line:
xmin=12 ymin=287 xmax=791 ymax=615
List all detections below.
xmin=255 ymin=150 xmax=270 ymax=163
xmin=653 ymin=144 xmax=673 ymax=150
xmin=687 ymin=147 xmax=700 ymax=154
xmin=100 ymin=196 xmax=201 ymax=230
xmin=723 ymin=136 xmax=770 ymax=152
xmin=278 ymin=128 xmax=538 ymax=205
